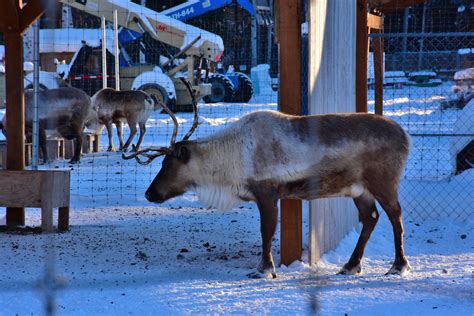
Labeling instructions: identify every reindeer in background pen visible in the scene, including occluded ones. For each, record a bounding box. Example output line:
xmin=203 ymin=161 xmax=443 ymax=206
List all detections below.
xmin=91 ymin=88 xmax=155 ymax=152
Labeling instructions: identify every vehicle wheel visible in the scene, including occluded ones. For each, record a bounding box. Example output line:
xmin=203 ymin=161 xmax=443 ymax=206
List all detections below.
xmin=232 ymin=72 xmax=253 ymax=103
xmin=203 ymin=74 xmax=234 ymax=103
xmin=138 ymin=83 xmax=171 ymax=110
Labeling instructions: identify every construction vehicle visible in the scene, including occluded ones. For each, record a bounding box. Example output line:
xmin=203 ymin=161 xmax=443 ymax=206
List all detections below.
xmin=27 ymin=0 xmax=225 ymax=111
xmin=160 ymin=0 xmax=273 ymax=103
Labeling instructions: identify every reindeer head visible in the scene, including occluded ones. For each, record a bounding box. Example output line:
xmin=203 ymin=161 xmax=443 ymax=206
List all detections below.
xmin=123 ymin=78 xmax=199 ymax=203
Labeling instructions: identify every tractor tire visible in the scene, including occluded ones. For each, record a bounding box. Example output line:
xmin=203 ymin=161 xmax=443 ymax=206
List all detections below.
xmin=203 ymin=74 xmax=234 ymax=103
xmin=232 ymin=72 xmax=253 ymax=103
xmin=138 ymin=83 xmax=172 ymax=111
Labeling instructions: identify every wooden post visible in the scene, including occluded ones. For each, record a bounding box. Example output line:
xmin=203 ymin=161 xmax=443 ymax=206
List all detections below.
xmin=277 ymin=0 xmax=302 ymax=266
xmin=356 ymin=0 xmax=368 ymax=113
xmin=372 ymin=28 xmax=384 ymax=115
xmin=1 ymin=0 xmax=46 ymax=227
xmin=5 ymin=31 xmax=26 ymax=226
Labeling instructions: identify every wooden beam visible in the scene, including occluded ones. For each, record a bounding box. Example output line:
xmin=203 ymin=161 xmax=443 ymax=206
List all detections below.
xmin=356 ymin=0 xmax=368 ymax=113
xmin=4 ymin=30 xmax=26 ymax=226
xmin=19 ymin=0 xmax=47 ymax=33
xmin=0 ymin=0 xmax=21 ymax=32
xmin=367 ymin=13 xmax=384 ymax=29
xmin=375 ymin=0 xmax=426 ymax=14
xmin=372 ymin=28 xmax=384 ymax=115
xmin=277 ymin=0 xmax=302 ymax=266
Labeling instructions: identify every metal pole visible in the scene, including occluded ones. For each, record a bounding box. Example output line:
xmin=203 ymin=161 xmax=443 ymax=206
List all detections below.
xmin=114 ymin=10 xmax=120 ymax=90
xmin=32 ymin=20 xmax=40 ymax=170
xmin=418 ymin=3 xmax=427 ymax=69
xmin=101 ymin=16 xmax=107 ymax=89
xmin=251 ymin=17 xmax=257 ymax=67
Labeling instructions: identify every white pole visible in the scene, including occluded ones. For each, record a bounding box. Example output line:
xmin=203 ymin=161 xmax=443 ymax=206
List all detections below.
xmin=32 ymin=20 xmax=40 ymax=169
xmin=114 ymin=10 xmax=120 ymax=90
xmin=101 ymin=16 xmax=107 ymax=89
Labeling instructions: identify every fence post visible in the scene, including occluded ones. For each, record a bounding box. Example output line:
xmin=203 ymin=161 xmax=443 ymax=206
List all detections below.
xmin=277 ymin=0 xmax=303 ymax=266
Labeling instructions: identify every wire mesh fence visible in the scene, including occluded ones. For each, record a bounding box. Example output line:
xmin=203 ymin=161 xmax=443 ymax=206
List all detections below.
xmin=368 ymin=31 xmax=474 ymax=221
xmin=0 ymin=0 xmax=473 ymax=314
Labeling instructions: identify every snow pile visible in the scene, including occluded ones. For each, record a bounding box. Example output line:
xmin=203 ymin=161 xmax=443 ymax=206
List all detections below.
xmin=449 ymin=98 xmax=474 ymax=172
xmin=457 ymin=48 xmax=473 ymax=55
xmin=454 ymin=67 xmax=474 ymax=80
xmin=250 ymin=64 xmax=276 ymax=102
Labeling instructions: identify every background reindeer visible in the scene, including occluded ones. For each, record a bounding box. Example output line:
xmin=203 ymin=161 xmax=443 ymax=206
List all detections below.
xmin=91 ymin=88 xmax=155 ymax=152
xmin=125 ymin=79 xmax=411 ymax=279
xmin=1 ymin=87 xmax=96 ymax=163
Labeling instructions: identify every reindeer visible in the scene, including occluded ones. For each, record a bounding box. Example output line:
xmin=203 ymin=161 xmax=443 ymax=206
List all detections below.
xmin=124 ymin=79 xmax=411 ymax=279
xmin=1 ymin=87 xmax=96 ymax=163
xmin=91 ymin=88 xmax=155 ymax=152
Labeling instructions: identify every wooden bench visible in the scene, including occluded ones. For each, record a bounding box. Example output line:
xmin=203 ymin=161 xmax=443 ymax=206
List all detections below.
xmin=0 ymin=170 xmax=70 ymax=232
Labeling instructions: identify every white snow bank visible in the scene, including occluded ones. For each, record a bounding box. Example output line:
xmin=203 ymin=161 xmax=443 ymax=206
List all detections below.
xmin=449 ymin=98 xmax=474 ymax=173
xmin=454 ymin=67 xmax=474 ymax=80
xmin=409 ymin=71 xmax=437 ymax=77
xmin=457 ymin=48 xmax=473 ymax=55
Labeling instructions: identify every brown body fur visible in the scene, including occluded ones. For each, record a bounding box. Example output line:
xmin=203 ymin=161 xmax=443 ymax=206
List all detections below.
xmin=145 ymin=111 xmax=411 ymax=278
xmin=1 ymin=87 xmax=94 ymax=163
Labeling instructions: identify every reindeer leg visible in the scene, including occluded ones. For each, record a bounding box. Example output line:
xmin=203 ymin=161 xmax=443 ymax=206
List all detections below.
xmin=115 ymin=120 xmax=125 ymax=150
xmin=105 ymin=121 xmax=115 ymax=152
xmin=376 ymin=195 xmax=411 ymax=275
xmin=339 ymin=191 xmax=379 ymax=275
xmin=121 ymin=120 xmax=137 ymax=152
xmin=133 ymin=122 xmax=146 ymax=151
xmin=247 ymin=194 xmax=278 ymax=279
xmin=69 ymin=131 xmax=83 ymax=164
xmin=39 ymin=122 xmax=50 ymax=164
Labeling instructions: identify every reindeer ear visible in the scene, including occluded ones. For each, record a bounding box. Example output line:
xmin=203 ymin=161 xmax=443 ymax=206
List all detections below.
xmin=176 ymin=145 xmax=190 ymax=162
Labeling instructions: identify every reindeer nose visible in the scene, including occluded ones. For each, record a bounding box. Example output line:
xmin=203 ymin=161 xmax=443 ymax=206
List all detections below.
xmin=145 ymin=190 xmax=151 ymax=201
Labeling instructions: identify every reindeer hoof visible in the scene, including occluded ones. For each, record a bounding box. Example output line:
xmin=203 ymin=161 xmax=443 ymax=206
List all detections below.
xmin=386 ymin=260 xmax=411 ymax=276
xmin=68 ymin=159 xmax=79 ymax=164
xmin=338 ymin=263 xmax=362 ymax=275
xmin=107 ymin=147 xmax=116 ymax=152
xmin=246 ymin=270 xmax=277 ymax=279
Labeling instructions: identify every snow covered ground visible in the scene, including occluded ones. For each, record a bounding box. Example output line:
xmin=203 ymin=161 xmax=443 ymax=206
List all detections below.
xmin=0 ymin=84 xmax=473 ymax=315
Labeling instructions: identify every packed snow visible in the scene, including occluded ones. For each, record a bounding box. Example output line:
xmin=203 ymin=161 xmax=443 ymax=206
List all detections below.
xmin=0 ymin=83 xmax=473 ymax=315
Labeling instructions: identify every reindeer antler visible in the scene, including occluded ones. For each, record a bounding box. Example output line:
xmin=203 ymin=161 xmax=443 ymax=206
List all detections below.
xmin=179 ymin=78 xmax=199 ymax=141
xmin=122 ymin=79 xmax=199 ymax=165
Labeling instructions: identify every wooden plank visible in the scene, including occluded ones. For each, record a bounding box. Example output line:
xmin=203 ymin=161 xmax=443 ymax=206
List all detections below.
xmin=308 ymin=0 xmax=359 ymax=264
xmin=19 ymin=0 xmax=46 ymax=33
xmin=277 ymin=0 xmax=303 ymax=266
xmin=372 ymin=28 xmax=384 ymax=115
xmin=373 ymin=0 xmax=426 ymax=14
xmin=0 ymin=170 xmax=70 ymax=208
xmin=356 ymin=0 xmax=368 ymax=113
xmin=367 ymin=13 xmax=384 ymax=30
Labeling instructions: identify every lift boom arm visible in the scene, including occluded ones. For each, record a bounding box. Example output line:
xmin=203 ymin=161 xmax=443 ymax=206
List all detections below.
xmin=59 ymin=0 xmax=224 ymax=62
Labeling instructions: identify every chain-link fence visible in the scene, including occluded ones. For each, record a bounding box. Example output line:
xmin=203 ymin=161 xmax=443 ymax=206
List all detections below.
xmin=369 ymin=31 xmax=474 ymax=221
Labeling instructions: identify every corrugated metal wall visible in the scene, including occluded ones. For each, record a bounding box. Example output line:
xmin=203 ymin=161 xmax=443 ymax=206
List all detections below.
xmin=308 ymin=0 xmax=359 ymax=264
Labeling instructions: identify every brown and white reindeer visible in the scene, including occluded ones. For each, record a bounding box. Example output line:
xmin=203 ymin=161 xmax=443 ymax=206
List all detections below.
xmin=124 ymin=79 xmax=411 ymax=279
xmin=1 ymin=87 xmax=97 ymax=163
xmin=91 ymin=88 xmax=155 ymax=152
